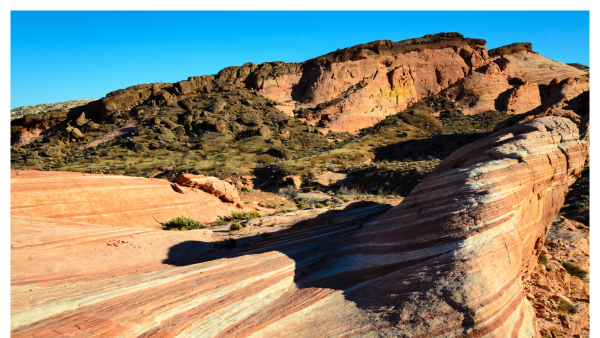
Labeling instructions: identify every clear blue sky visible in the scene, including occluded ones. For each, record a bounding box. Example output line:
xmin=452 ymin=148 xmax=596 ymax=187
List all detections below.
xmin=11 ymin=11 xmax=589 ymax=109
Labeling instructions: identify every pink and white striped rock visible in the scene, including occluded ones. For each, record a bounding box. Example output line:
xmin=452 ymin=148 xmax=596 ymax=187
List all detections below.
xmin=11 ymin=116 xmax=587 ymax=337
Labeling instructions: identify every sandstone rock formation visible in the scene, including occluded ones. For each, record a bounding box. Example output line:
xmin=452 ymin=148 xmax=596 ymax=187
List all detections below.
xmin=9 ymin=32 xmax=588 ymax=143
xmin=440 ymin=46 xmax=585 ymax=115
xmin=11 ymin=170 xmax=238 ymax=227
xmin=11 ymin=116 xmax=587 ymax=337
xmin=174 ymin=173 xmax=242 ymax=205
xmin=523 ymin=218 xmax=590 ymax=337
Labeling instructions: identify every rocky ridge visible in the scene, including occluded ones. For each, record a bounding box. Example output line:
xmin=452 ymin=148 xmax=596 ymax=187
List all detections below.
xmin=10 ymin=98 xmax=96 ymax=121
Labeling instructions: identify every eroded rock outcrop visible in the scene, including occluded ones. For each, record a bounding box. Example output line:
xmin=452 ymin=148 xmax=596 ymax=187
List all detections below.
xmin=10 ymin=32 xmax=588 ymax=143
xmin=11 ymin=170 xmax=237 ymax=227
xmin=440 ymin=48 xmax=585 ymax=115
xmin=174 ymin=173 xmax=242 ymax=205
xmin=11 ymin=116 xmax=587 ymax=337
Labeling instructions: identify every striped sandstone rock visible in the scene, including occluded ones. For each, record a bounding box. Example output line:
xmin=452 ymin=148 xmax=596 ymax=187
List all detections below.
xmin=11 ymin=170 xmax=238 ymax=228
xmin=11 ymin=116 xmax=586 ymax=337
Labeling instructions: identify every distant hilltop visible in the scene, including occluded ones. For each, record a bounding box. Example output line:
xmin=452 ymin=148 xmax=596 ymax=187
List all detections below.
xmin=11 ymin=99 xmax=97 ymax=121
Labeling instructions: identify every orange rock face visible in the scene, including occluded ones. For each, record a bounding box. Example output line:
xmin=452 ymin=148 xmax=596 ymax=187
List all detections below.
xmin=11 ymin=170 xmax=237 ymax=228
xmin=174 ymin=173 xmax=241 ymax=205
xmin=11 ymin=116 xmax=587 ymax=337
xmin=441 ymin=51 xmax=584 ymax=115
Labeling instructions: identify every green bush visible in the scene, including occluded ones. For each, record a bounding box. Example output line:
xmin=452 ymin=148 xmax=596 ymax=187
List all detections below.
xmin=574 ymin=216 xmax=587 ymax=223
xmin=538 ymin=252 xmax=548 ymax=265
xmin=212 ymin=219 xmax=227 ymax=227
xmin=230 ymin=222 xmax=243 ymax=231
xmin=231 ymin=210 xmax=260 ymax=221
xmin=562 ymin=262 xmax=587 ymax=280
xmin=168 ymin=216 xmax=204 ymax=230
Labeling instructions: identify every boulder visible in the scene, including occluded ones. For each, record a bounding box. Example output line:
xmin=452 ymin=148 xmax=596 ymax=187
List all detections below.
xmin=266 ymin=147 xmax=291 ymax=160
xmin=81 ymin=121 xmax=99 ymax=133
xmin=42 ymin=147 xmax=62 ymax=158
xmin=258 ymin=125 xmax=273 ymax=139
xmin=70 ymin=127 xmax=84 ymax=140
xmin=74 ymin=112 xmax=89 ymax=126
xmin=174 ymin=174 xmax=241 ymax=205
xmin=276 ymin=175 xmax=302 ymax=189
xmin=310 ymin=172 xmax=356 ymax=187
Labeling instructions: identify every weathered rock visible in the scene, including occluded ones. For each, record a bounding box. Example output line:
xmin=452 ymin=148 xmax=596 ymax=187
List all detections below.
xmin=10 ymin=170 xmax=236 ymax=227
xmin=215 ymin=119 xmax=229 ymax=134
xmin=310 ymin=172 xmax=356 ymax=187
xmin=74 ymin=112 xmax=89 ymax=126
xmin=69 ymin=127 xmax=84 ymax=140
xmin=80 ymin=121 xmax=99 ymax=133
xmin=259 ymin=125 xmax=273 ymax=139
xmin=276 ymin=175 xmax=302 ymax=189
xmin=11 ymin=33 xmax=587 ymax=136
xmin=42 ymin=147 xmax=62 ymax=158
xmin=131 ymin=142 xmax=149 ymax=153
xmin=174 ymin=174 xmax=241 ymax=205
xmin=266 ymin=147 xmax=291 ymax=160
xmin=441 ymin=48 xmax=584 ymax=115
xmin=504 ymin=82 xmax=542 ymax=114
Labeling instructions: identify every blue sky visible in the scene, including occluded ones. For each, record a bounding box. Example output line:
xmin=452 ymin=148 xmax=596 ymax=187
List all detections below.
xmin=11 ymin=11 xmax=589 ymax=109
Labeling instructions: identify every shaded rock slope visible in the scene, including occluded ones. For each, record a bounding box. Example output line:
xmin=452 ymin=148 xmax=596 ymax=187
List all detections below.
xmin=10 ymin=115 xmax=587 ymax=337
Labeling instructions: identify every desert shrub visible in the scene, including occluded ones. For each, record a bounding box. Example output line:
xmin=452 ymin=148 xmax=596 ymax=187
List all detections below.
xmin=315 ymin=203 xmax=324 ymax=208
xmin=538 ymin=252 xmax=548 ymax=265
xmin=279 ymin=187 xmax=300 ymax=201
xmin=570 ymin=201 xmax=584 ymax=209
xmin=168 ymin=216 xmax=204 ymax=230
xmin=337 ymin=186 xmax=351 ymax=195
xmin=574 ymin=216 xmax=586 ymax=223
xmin=562 ymin=262 xmax=587 ymax=280
xmin=212 ymin=219 xmax=227 ymax=227
xmin=538 ymin=252 xmax=551 ymax=272
xmin=231 ymin=210 xmax=260 ymax=221
xmin=298 ymin=202 xmax=309 ymax=209
xmin=241 ymin=187 xmax=249 ymax=192
xmin=230 ymin=222 xmax=243 ymax=231
xmin=330 ymin=197 xmax=343 ymax=205
xmin=213 ymin=238 xmax=236 ymax=250
xmin=282 ymin=206 xmax=298 ymax=213
xmin=558 ymin=299 xmax=577 ymax=314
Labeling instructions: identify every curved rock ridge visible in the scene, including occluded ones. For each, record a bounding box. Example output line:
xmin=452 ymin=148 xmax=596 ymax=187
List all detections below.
xmin=11 ymin=116 xmax=586 ymax=337
xmin=11 ymin=170 xmax=238 ymax=227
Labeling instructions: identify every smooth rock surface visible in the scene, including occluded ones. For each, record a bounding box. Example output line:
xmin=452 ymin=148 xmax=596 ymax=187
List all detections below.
xmin=11 ymin=170 xmax=237 ymax=228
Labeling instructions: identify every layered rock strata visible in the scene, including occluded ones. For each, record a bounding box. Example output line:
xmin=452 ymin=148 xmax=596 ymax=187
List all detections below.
xmin=11 ymin=116 xmax=586 ymax=337
xmin=11 ymin=170 xmax=238 ymax=228
xmin=174 ymin=173 xmax=242 ymax=205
